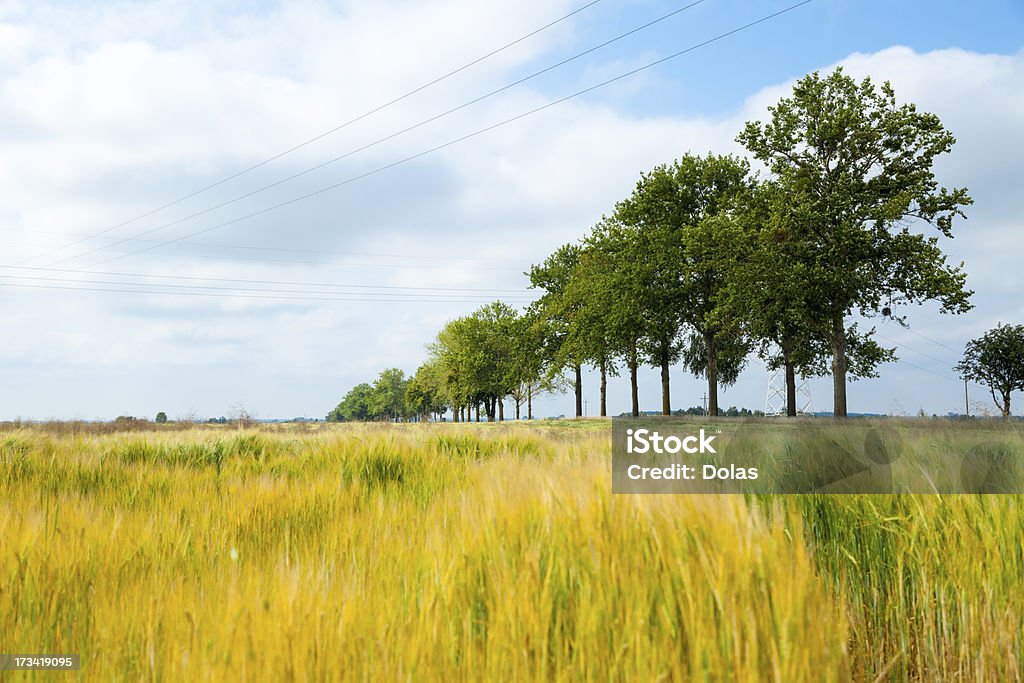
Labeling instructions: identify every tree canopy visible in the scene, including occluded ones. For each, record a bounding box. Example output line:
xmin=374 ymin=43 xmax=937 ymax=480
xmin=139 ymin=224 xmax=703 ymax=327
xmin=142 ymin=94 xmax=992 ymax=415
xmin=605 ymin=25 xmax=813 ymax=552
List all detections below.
xmin=738 ymin=67 xmax=972 ymax=416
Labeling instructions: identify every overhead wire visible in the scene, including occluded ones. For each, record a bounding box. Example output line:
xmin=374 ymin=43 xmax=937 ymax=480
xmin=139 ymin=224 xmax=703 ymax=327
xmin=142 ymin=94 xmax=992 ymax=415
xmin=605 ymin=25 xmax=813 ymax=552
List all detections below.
xmin=0 ymin=228 xmax=530 ymax=265
xmin=49 ymin=0 xmax=817 ymax=274
xmin=1 ymin=264 xmax=530 ymax=293
xmin=0 ymin=280 xmax=532 ymax=304
xmin=28 ymin=0 xmax=711 ymax=271
xmin=10 ymin=0 xmax=608 ymax=267
xmin=0 ymin=2 xmax=817 ymax=312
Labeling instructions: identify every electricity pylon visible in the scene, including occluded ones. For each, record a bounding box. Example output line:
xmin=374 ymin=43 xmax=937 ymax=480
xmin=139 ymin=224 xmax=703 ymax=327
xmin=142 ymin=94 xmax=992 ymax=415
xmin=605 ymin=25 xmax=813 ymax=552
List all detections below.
xmin=765 ymin=367 xmax=814 ymax=416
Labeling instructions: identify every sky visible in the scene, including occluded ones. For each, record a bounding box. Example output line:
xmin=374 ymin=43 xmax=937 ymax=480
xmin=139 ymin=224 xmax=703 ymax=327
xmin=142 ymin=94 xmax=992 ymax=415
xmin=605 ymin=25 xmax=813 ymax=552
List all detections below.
xmin=0 ymin=0 xmax=1022 ymax=420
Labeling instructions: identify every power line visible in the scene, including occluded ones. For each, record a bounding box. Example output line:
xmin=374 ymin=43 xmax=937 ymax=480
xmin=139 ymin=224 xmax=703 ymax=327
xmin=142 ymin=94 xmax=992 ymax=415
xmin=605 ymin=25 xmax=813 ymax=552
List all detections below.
xmin=108 ymin=248 xmax=526 ymax=272
xmin=875 ymin=329 xmax=987 ymax=391
xmin=0 ymin=265 xmax=532 ymax=294
xmin=3 ymin=238 xmax=527 ymax=272
xmin=33 ymin=0 xmax=710 ymax=271
xmin=0 ymin=228 xmax=529 ymax=265
xmin=11 ymin=0 xmax=607 ymax=267
xmin=0 ymin=281 xmax=531 ymax=305
xmin=61 ymin=1 xmax=817 ymax=273
xmin=903 ymin=324 xmax=963 ymax=355
xmin=876 ymin=331 xmax=957 ymax=370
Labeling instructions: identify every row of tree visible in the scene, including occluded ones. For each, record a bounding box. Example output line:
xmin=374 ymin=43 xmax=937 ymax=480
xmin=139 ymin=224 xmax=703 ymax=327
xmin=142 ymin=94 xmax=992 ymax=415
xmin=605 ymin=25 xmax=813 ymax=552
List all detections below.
xmin=329 ymin=67 xmax=974 ymax=420
xmin=327 ymin=302 xmax=559 ymax=423
xmin=327 ymin=368 xmax=443 ymax=422
xmin=528 ymin=67 xmax=972 ymax=418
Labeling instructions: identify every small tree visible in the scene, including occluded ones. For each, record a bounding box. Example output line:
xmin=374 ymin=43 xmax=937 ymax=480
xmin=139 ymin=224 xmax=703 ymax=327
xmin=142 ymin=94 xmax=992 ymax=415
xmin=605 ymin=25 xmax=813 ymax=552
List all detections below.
xmin=227 ymin=402 xmax=256 ymax=428
xmin=155 ymin=411 xmax=168 ymax=424
xmin=956 ymin=323 xmax=1024 ymax=418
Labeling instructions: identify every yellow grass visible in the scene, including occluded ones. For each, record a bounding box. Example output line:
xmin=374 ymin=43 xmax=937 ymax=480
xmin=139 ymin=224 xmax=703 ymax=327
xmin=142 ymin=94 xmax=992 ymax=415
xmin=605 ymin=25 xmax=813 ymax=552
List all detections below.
xmin=1 ymin=423 xmax=1021 ymax=680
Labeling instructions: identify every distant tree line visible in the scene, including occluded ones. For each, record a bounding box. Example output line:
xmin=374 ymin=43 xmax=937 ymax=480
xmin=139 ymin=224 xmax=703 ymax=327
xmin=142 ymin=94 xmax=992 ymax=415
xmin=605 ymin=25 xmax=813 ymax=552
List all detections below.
xmin=327 ymin=367 xmax=447 ymax=423
xmin=326 ymin=303 xmax=560 ymax=423
xmin=330 ymin=67 xmax=974 ymax=420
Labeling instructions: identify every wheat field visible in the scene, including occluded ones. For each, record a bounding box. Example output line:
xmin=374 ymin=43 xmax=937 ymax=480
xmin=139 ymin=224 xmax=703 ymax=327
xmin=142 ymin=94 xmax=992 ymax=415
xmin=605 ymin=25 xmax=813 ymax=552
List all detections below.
xmin=1 ymin=422 xmax=1022 ymax=681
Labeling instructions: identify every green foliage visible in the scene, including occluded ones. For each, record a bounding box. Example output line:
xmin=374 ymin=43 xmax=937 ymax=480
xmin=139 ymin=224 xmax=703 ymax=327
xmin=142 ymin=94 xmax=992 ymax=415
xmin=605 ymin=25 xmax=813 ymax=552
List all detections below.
xmin=429 ymin=301 xmax=534 ymax=420
xmin=327 ymin=382 xmax=373 ymax=422
xmin=613 ymin=153 xmax=753 ymax=415
xmin=155 ymin=411 xmax=168 ymax=424
xmin=368 ymin=368 xmax=409 ymax=422
xmin=738 ymin=67 xmax=973 ymax=415
xmin=405 ymin=361 xmax=449 ymax=420
xmin=956 ymin=323 xmax=1024 ymax=417
xmin=528 ymin=243 xmax=588 ymax=377
xmin=717 ymin=180 xmax=826 ymax=375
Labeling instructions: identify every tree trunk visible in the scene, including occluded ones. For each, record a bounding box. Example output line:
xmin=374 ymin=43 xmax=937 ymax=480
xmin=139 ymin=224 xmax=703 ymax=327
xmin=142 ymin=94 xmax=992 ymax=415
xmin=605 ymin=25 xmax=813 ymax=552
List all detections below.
xmin=515 ymin=399 xmax=521 ymax=421
xmin=574 ymin=364 xmax=583 ymax=418
xmin=784 ymin=346 xmax=797 ymax=418
xmin=705 ymin=331 xmax=719 ymax=417
xmin=599 ymin=359 xmax=607 ymax=418
xmin=475 ymin=403 xmax=480 ymax=422
xmin=660 ymin=347 xmax=671 ymax=416
xmin=629 ymin=341 xmax=640 ymax=417
xmin=498 ymin=398 xmax=504 ymax=422
xmin=528 ymin=386 xmax=533 ymax=421
xmin=830 ymin=314 xmax=848 ymax=418
xmin=995 ymin=386 xmax=1011 ymax=418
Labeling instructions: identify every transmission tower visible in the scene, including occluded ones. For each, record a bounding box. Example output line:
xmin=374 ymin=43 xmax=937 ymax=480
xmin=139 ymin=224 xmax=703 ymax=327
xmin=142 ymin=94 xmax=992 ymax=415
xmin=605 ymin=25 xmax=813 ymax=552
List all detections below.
xmin=764 ymin=367 xmax=814 ymax=416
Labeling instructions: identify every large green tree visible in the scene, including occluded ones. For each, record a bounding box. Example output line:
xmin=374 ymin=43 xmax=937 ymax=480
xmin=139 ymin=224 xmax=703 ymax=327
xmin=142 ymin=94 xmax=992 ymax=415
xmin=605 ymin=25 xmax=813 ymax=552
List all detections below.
xmin=720 ymin=180 xmax=892 ymax=416
xmin=528 ymin=244 xmax=586 ymax=417
xmin=580 ymin=217 xmax=648 ymax=417
xmin=473 ymin=300 xmax=521 ymax=421
xmin=431 ymin=315 xmax=483 ymax=422
xmin=552 ymin=227 xmax=634 ymax=417
xmin=615 ymin=153 xmax=752 ymax=416
xmin=738 ymin=68 xmax=972 ymax=417
xmin=713 ymin=181 xmax=821 ymax=416
xmin=956 ymin=323 xmax=1024 ymax=418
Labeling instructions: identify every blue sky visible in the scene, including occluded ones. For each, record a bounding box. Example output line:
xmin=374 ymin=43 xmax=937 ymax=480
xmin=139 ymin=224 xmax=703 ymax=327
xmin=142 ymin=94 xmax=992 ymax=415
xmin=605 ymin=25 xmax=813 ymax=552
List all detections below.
xmin=522 ymin=0 xmax=1024 ymax=115
xmin=0 ymin=0 xmax=1022 ymax=420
